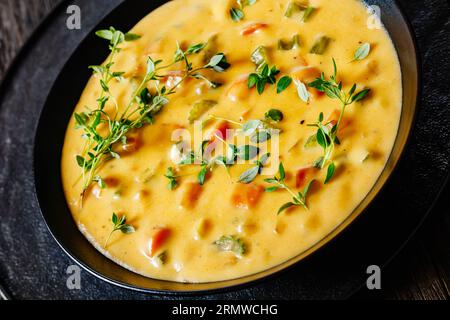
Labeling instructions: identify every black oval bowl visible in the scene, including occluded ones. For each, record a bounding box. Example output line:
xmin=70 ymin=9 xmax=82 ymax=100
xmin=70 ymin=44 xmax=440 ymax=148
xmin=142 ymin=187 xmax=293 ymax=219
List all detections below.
xmin=34 ymin=0 xmax=419 ymax=294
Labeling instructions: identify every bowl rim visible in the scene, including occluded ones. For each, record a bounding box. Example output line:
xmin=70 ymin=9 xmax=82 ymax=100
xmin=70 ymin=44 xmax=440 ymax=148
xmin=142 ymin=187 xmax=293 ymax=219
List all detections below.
xmin=32 ymin=0 xmax=421 ymax=295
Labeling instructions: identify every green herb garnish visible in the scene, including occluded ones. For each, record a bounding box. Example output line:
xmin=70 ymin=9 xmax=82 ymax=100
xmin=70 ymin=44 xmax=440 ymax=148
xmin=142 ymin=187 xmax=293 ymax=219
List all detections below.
xmin=352 ymin=42 xmax=371 ymax=61
xmin=248 ymin=64 xmax=281 ymax=94
xmin=307 ymin=59 xmax=370 ymax=181
xmin=265 ymin=109 xmax=284 ymax=122
xmin=105 ymin=212 xmax=135 ymax=247
xmin=324 ymin=162 xmax=335 ymax=184
xmin=264 ymin=163 xmax=314 ymax=214
xmin=276 ymin=76 xmax=293 ymax=93
xmin=164 ymin=167 xmax=179 ymax=190
xmin=237 ymin=145 xmax=260 ymax=160
xmin=74 ymin=28 xmax=230 ymax=199
xmin=238 ymin=153 xmax=270 ymax=184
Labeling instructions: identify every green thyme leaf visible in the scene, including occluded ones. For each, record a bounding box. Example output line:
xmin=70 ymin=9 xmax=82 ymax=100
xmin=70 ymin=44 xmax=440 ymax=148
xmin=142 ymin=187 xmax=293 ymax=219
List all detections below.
xmin=277 ymin=202 xmax=295 ymax=215
xmin=265 ymin=109 xmax=284 ymax=122
xmin=238 ymin=166 xmax=260 ymax=184
xmin=164 ymin=167 xmax=179 ymax=190
xmin=105 ymin=212 xmax=135 ymax=247
xmin=237 ymin=145 xmax=260 ymax=160
xmin=251 ymin=130 xmax=271 ymax=143
xmin=352 ymin=42 xmax=371 ymax=61
xmin=324 ymin=162 xmax=335 ymax=184
xmin=198 ymin=164 xmax=208 ymax=185
xmin=124 ymin=33 xmax=141 ymax=41
xmin=277 ymin=76 xmax=293 ymax=93
xmin=241 ymin=120 xmax=262 ymax=136
xmin=206 ymin=53 xmax=230 ymax=72
xmin=351 ymin=88 xmax=370 ymax=102
xmin=95 ymin=29 xmax=113 ymax=40
xmin=186 ymin=43 xmax=206 ymax=55
xmin=304 ymin=134 xmax=318 ymax=148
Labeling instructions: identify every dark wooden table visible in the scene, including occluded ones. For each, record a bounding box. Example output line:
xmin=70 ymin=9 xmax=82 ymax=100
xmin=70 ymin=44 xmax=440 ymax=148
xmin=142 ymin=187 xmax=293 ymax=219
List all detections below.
xmin=0 ymin=0 xmax=448 ymax=300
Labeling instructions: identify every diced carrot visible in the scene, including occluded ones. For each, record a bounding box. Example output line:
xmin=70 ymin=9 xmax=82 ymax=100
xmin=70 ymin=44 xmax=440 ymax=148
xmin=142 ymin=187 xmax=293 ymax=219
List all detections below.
xmin=149 ymin=228 xmax=171 ymax=257
xmin=296 ymin=167 xmax=318 ymax=188
xmin=194 ymin=218 xmax=212 ymax=240
xmin=241 ymin=23 xmax=268 ymax=36
xmin=180 ymin=182 xmax=203 ymax=209
xmin=231 ymin=183 xmax=264 ymax=209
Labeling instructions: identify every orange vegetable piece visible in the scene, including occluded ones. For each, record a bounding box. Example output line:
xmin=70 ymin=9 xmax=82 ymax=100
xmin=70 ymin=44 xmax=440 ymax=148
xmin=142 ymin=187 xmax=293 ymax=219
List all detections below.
xmin=231 ymin=183 xmax=264 ymax=209
xmin=296 ymin=167 xmax=318 ymax=189
xmin=149 ymin=228 xmax=171 ymax=257
xmin=241 ymin=23 xmax=268 ymax=36
xmin=180 ymin=183 xmax=203 ymax=209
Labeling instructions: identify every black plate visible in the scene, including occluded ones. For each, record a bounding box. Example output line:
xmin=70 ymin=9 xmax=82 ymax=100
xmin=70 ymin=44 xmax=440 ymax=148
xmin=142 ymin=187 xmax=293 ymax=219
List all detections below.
xmin=33 ymin=0 xmax=420 ymax=293
xmin=1 ymin=0 xmax=449 ymax=299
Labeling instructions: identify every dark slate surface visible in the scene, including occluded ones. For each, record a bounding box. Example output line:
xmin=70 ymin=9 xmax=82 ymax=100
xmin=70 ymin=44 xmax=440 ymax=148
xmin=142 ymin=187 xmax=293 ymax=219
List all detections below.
xmin=0 ymin=0 xmax=449 ymax=300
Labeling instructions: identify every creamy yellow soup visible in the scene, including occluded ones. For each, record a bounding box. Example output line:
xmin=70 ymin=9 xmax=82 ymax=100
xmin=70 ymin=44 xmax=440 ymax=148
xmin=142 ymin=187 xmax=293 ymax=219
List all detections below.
xmin=62 ymin=0 xmax=401 ymax=283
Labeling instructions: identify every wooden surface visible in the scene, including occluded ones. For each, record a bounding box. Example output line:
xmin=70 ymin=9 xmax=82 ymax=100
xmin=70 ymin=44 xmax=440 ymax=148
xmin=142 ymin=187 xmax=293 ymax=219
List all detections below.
xmin=0 ymin=0 xmax=448 ymax=300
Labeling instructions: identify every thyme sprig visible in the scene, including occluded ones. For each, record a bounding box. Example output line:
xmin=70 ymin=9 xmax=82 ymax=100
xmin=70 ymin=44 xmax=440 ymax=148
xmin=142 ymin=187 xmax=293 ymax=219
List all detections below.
xmin=307 ymin=59 xmax=370 ymax=181
xmin=74 ymin=28 xmax=230 ymax=199
xmin=104 ymin=212 xmax=135 ymax=247
xmin=164 ymin=167 xmax=179 ymax=190
xmin=264 ymin=163 xmax=314 ymax=215
xmin=248 ymin=63 xmax=280 ymax=94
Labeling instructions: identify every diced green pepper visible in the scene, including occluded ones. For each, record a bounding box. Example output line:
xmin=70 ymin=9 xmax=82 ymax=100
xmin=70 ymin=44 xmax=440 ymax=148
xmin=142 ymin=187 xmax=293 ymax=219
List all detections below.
xmin=188 ymin=100 xmax=217 ymax=123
